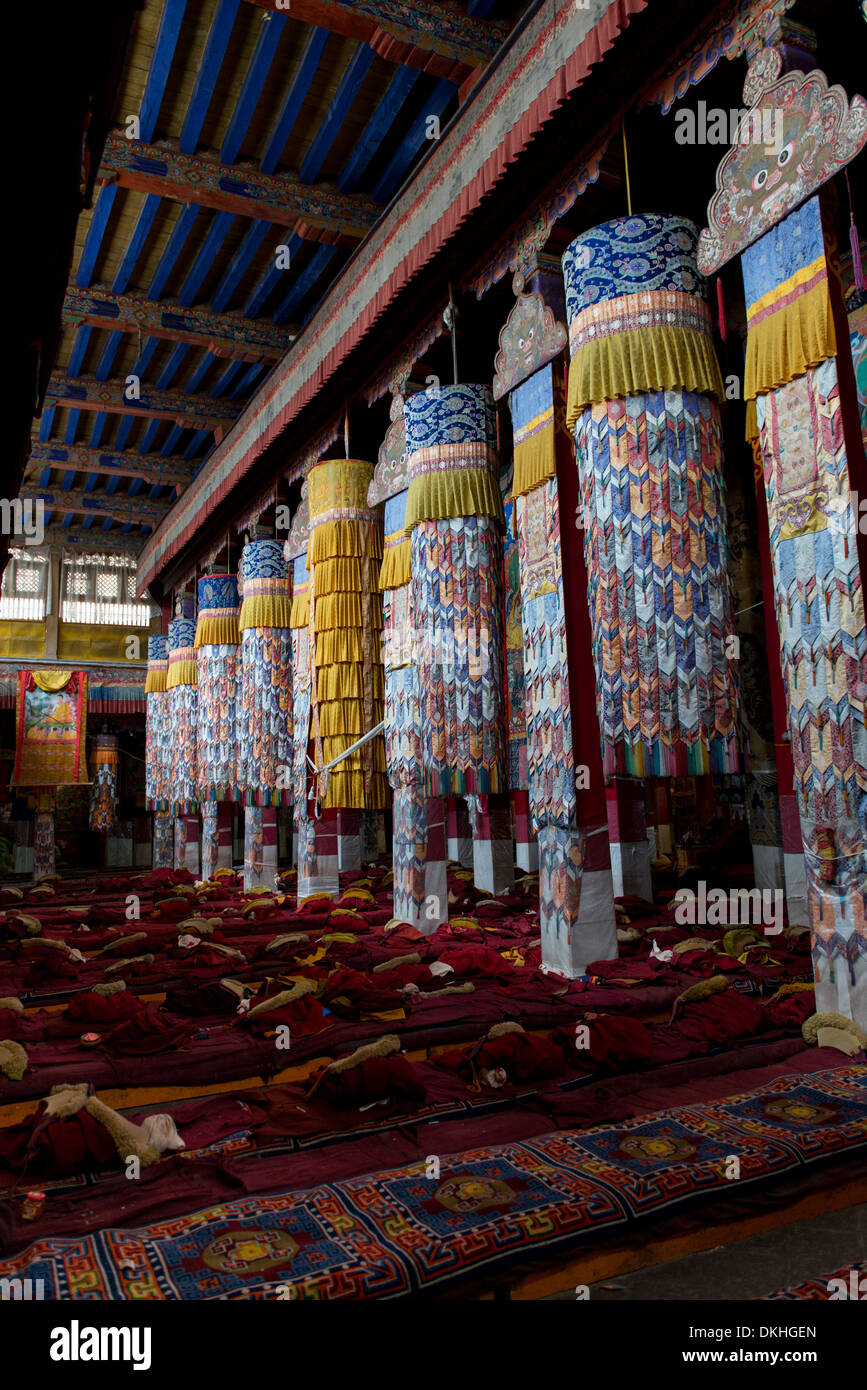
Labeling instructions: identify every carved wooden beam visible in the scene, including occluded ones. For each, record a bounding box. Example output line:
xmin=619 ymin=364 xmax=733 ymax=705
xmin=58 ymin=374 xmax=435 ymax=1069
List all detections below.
xmin=35 ymin=527 xmax=145 ymax=556
xmin=63 ymin=286 xmax=296 ymax=363
xmin=45 ymin=374 xmax=240 ymax=435
xmin=26 ymin=440 xmax=194 ymax=489
xmin=244 ymin=0 xmax=507 ymax=72
xmin=21 ymin=484 xmax=170 ymax=527
xmin=97 ymin=134 xmax=382 ymax=240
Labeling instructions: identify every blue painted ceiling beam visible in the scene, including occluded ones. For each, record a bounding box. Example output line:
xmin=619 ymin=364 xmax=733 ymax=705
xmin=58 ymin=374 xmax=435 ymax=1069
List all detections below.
xmin=338 ymin=65 xmax=420 ymax=194
xmin=299 ymin=43 xmax=374 ymax=183
xmin=179 ymin=0 xmax=240 ymax=154
xmin=260 ymin=28 xmax=329 ymax=176
xmin=221 ymin=10 xmax=286 ymax=165
xmin=139 ymin=0 xmax=189 ymax=144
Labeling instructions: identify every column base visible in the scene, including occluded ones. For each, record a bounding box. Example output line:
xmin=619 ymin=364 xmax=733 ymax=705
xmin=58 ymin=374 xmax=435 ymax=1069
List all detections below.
xmin=297 ymin=812 xmax=340 ymax=902
xmin=470 ymin=796 xmax=514 ymax=896
xmin=538 ymin=820 xmax=617 ymax=979
xmin=244 ymin=806 xmax=278 ymax=891
xmin=446 ymin=796 xmax=473 ymax=868
xmin=392 ymin=789 xmax=448 ymax=933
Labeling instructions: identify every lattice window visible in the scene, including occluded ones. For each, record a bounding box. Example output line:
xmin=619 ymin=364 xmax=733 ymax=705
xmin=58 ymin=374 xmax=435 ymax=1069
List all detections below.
xmin=61 ymin=553 xmax=152 ymax=628
xmin=0 ymin=550 xmax=49 ymax=620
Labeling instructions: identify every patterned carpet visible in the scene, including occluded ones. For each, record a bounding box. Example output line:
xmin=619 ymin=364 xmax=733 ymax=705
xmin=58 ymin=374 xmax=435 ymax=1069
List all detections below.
xmin=1 ymin=1066 xmax=865 ymax=1300
xmin=761 ymin=1261 xmax=867 ymax=1300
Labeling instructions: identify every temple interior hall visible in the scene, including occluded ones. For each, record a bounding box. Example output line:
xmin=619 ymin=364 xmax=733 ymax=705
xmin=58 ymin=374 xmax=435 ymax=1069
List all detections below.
xmin=1 ymin=0 xmax=866 ymax=1324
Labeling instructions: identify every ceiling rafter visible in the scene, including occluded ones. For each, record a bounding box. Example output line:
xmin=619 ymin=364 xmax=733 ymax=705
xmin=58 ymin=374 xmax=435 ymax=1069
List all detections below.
xmin=63 ymin=286 xmax=296 ymax=362
xmin=22 ymin=484 xmax=170 ymax=527
xmin=45 ymin=374 xmax=240 ymax=434
xmin=97 ymin=133 xmax=383 ymax=240
xmin=25 ymin=441 xmax=195 ymax=489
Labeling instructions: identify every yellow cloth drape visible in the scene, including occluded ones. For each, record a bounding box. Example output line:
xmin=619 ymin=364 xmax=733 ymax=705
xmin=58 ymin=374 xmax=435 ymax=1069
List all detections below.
xmin=513 ymin=418 xmax=557 ymax=499
xmin=238 ymin=593 xmax=293 ymax=631
xmin=166 ymin=660 xmax=198 ymax=689
xmin=144 ymin=668 xmax=167 ymax=693
xmin=33 ymin=669 xmax=73 ymax=693
xmin=404 ymin=464 xmax=504 ymax=533
xmin=565 ymin=325 xmax=725 ymax=427
xmin=379 ymin=538 xmax=412 ymax=591
xmin=289 ymin=590 xmax=310 ymax=629
xmin=194 ymin=612 xmax=240 ymax=648
xmin=743 ymin=271 xmax=836 ymax=401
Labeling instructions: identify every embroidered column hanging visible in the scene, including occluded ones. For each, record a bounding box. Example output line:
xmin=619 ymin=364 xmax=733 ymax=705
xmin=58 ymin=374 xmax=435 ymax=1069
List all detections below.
xmin=406 ymin=384 xmax=507 ymax=796
xmin=563 ymin=213 xmax=740 ymax=778
xmin=166 ymin=616 xmax=198 ymax=815
xmin=237 ymin=539 xmax=293 ymax=806
xmin=195 ymin=573 xmax=240 ymax=803
xmin=307 ymin=458 xmax=386 ymax=810
xmin=89 ymin=733 xmax=120 ymax=832
xmin=145 ymin=634 xmax=169 ymax=813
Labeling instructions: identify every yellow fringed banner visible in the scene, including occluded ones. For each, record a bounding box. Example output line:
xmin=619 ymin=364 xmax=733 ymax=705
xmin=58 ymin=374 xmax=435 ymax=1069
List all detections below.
xmin=316 ymin=663 xmax=383 ymax=701
xmin=513 ymin=422 xmax=557 ymax=499
xmin=743 ymin=270 xmax=835 ymax=401
xmin=308 ymin=520 xmax=383 ymax=566
xmin=166 ymin=659 xmax=198 ymax=689
xmin=315 ymin=628 xmax=364 ymax=664
xmin=238 ymin=593 xmax=293 ymax=632
xmin=565 ymin=325 xmax=725 ymax=428
xmin=318 ymin=699 xmax=367 ymax=737
xmin=405 ymin=465 xmax=505 ymax=532
xmin=313 ymin=557 xmax=363 ymax=594
xmin=379 ymin=537 xmax=411 ymax=591
xmin=194 ymin=612 xmax=240 ymax=648
xmin=314 ymin=592 xmax=363 ymax=632
xmin=289 ymin=590 xmax=310 ymax=629
xmin=144 ymin=668 xmax=167 ymax=693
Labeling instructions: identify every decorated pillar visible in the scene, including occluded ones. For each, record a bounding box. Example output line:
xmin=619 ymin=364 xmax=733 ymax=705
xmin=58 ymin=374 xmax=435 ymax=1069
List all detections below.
xmin=605 ymin=778 xmax=653 ymax=900
xmin=307 ymin=457 xmax=387 ymax=870
xmin=503 ymin=490 xmax=535 ymax=872
xmin=145 ymin=633 xmax=173 ymax=869
xmin=167 ymin=603 xmax=200 ymax=877
xmin=195 ymin=573 xmax=240 ymax=879
xmin=237 ymin=538 xmax=293 ymax=891
xmin=563 ymin=213 xmax=741 ymax=925
xmin=446 ymin=796 xmax=473 ymax=868
xmin=33 ymin=789 xmax=55 ymax=880
xmin=502 ymin=339 xmax=616 ymax=970
xmin=406 ymin=384 xmax=512 ymax=895
xmin=89 ymin=733 xmax=120 ymax=836
xmin=697 ymin=52 xmax=867 ymax=1024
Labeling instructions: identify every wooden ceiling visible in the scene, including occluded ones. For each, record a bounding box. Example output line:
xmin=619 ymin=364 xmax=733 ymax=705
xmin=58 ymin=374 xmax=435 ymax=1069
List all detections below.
xmin=24 ymin=0 xmax=523 ymax=554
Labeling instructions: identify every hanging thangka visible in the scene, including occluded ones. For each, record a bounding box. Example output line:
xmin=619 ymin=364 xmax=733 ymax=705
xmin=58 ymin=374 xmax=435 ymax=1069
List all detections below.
xmin=89 ymin=733 xmax=120 ymax=833
xmin=195 ymin=573 xmax=240 ymax=803
xmin=12 ymin=669 xmax=88 ymax=787
xmin=563 ymin=213 xmax=741 ymax=779
xmin=166 ymin=616 xmax=198 ymax=815
xmin=238 ymin=539 xmax=293 ymax=805
xmin=406 ymin=384 xmax=507 ymax=797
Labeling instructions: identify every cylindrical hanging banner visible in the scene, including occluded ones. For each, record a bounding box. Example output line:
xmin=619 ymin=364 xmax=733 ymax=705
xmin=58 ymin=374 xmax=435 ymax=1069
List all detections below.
xmin=89 ymin=733 xmax=120 ymax=832
xmin=308 ymin=459 xmax=386 ymax=810
xmin=406 ymin=384 xmax=507 ymax=796
xmin=563 ymin=213 xmax=740 ymax=778
xmin=145 ymin=634 xmax=170 ymax=813
xmin=238 ymin=540 xmax=293 ymax=806
xmin=195 ymin=573 xmax=240 ymax=803
xmin=167 ymin=616 xmax=198 ymax=814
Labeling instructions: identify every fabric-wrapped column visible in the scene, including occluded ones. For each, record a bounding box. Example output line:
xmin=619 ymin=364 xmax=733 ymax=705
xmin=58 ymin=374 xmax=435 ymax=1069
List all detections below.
xmin=33 ymin=789 xmax=55 ymax=881
xmin=238 ymin=539 xmax=293 ymax=891
xmin=563 ymin=214 xmax=740 ymax=780
xmin=382 ymin=486 xmax=447 ymax=931
xmin=195 ymin=573 xmax=240 ymax=879
xmin=89 ymin=734 xmax=120 ymax=834
xmin=167 ymin=611 xmax=199 ymax=877
xmin=307 ymin=458 xmax=387 ymax=861
xmin=145 ymin=634 xmax=172 ymax=868
xmin=504 ymin=496 xmax=535 ymax=872
xmin=563 ymin=214 xmax=740 ymax=911
xmin=742 ymin=194 xmax=867 ymax=1025
xmin=510 ymin=358 xmax=616 ymax=974
xmin=406 ymin=384 xmax=511 ymax=894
